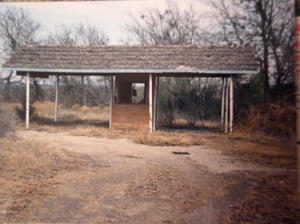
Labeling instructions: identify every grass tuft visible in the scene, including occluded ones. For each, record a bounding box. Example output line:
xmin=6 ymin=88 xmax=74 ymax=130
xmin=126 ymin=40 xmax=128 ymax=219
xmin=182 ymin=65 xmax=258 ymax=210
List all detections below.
xmin=133 ymin=131 xmax=203 ymax=146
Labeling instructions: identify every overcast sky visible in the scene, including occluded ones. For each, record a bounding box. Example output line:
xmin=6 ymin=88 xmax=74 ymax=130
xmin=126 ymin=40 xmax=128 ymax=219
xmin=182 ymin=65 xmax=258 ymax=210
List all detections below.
xmin=0 ymin=0 xmax=213 ymax=44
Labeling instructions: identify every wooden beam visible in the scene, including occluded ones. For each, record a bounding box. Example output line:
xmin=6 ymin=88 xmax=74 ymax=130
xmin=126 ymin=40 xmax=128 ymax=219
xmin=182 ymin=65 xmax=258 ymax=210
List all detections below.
xmin=109 ymin=76 xmax=114 ymax=129
xmin=154 ymin=76 xmax=160 ymax=130
xmin=81 ymin=75 xmax=86 ymax=106
xmin=224 ymin=78 xmax=229 ymax=133
xmin=221 ymin=77 xmax=225 ymax=125
xmin=54 ymin=75 xmax=59 ymax=122
xmin=152 ymin=76 xmax=159 ymax=131
xmin=149 ymin=74 xmax=153 ymax=133
xmin=229 ymin=76 xmax=234 ymax=134
xmin=26 ymin=72 xmax=30 ymax=129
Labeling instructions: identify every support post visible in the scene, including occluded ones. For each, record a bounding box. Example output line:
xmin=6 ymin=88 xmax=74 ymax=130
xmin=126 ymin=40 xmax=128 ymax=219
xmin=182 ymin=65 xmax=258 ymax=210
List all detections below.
xmin=295 ymin=0 xmax=300 ymax=207
xmin=149 ymin=74 xmax=153 ymax=133
xmin=229 ymin=75 xmax=234 ymax=134
xmin=152 ymin=76 xmax=159 ymax=131
xmin=221 ymin=77 xmax=225 ymax=125
xmin=152 ymin=76 xmax=156 ymax=131
xmin=109 ymin=76 xmax=114 ymax=129
xmin=224 ymin=78 xmax=229 ymax=133
xmin=155 ymin=76 xmax=160 ymax=130
xmin=81 ymin=75 xmax=86 ymax=106
xmin=54 ymin=75 xmax=59 ymax=122
xmin=26 ymin=72 xmax=30 ymax=129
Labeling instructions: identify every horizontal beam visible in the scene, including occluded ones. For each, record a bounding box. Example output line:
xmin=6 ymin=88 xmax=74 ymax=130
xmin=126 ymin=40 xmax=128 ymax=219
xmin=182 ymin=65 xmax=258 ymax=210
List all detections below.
xmin=2 ymin=66 xmax=259 ymax=76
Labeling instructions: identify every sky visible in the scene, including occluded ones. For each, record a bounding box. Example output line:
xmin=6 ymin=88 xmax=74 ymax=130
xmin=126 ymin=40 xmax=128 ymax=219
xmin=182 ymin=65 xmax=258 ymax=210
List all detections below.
xmin=0 ymin=0 xmax=213 ymax=45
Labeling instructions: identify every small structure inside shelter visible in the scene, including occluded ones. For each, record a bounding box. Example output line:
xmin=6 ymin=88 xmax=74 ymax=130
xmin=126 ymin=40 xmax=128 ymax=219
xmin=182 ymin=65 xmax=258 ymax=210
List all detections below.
xmin=2 ymin=45 xmax=258 ymax=133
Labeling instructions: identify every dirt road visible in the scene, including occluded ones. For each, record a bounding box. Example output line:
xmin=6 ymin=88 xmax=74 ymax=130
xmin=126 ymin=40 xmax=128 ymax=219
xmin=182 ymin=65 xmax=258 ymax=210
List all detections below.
xmin=2 ymin=130 xmax=298 ymax=223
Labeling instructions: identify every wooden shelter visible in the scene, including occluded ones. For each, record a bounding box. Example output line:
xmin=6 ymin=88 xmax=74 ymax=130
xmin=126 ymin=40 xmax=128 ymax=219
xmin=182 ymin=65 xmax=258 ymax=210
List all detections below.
xmin=2 ymin=45 xmax=258 ymax=133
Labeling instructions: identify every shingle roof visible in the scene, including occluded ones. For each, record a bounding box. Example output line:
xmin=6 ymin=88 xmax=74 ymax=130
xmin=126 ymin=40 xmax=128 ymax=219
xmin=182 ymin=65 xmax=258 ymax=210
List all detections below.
xmin=2 ymin=45 xmax=258 ymax=76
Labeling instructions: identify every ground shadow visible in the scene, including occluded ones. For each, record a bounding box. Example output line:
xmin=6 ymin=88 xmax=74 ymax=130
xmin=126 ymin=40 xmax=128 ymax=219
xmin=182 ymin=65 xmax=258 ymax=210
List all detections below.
xmin=32 ymin=116 xmax=221 ymax=134
xmin=32 ymin=116 xmax=109 ymax=128
xmin=159 ymin=124 xmax=222 ymax=134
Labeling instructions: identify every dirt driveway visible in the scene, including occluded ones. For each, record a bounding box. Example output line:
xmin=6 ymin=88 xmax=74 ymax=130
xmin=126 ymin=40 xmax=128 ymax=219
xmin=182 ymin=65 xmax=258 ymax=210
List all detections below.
xmin=1 ymin=130 xmax=298 ymax=223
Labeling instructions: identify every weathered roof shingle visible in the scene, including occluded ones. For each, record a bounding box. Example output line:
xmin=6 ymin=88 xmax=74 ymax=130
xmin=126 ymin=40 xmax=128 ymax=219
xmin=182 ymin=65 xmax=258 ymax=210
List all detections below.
xmin=2 ymin=45 xmax=258 ymax=75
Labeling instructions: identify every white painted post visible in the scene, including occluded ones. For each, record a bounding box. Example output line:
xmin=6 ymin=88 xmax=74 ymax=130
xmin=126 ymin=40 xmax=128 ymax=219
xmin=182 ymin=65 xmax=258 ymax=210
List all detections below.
xmin=224 ymin=78 xmax=229 ymax=133
xmin=149 ymin=74 xmax=153 ymax=133
xmin=154 ymin=76 xmax=160 ymax=130
xmin=229 ymin=75 xmax=234 ymax=134
xmin=26 ymin=72 xmax=30 ymax=129
xmin=54 ymin=76 xmax=59 ymax=122
xmin=221 ymin=77 xmax=225 ymax=125
xmin=109 ymin=76 xmax=114 ymax=129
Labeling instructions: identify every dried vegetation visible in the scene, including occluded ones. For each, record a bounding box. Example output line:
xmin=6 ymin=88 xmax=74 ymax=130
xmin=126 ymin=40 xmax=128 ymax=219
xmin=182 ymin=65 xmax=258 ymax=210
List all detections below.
xmin=228 ymin=172 xmax=299 ymax=224
xmin=0 ymin=104 xmax=16 ymax=137
xmin=23 ymin=101 xmax=204 ymax=146
xmin=243 ymin=102 xmax=295 ymax=137
xmin=0 ymin=137 xmax=108 ymax=222
xmin=0 ymin=102 xmax=298 ymax=223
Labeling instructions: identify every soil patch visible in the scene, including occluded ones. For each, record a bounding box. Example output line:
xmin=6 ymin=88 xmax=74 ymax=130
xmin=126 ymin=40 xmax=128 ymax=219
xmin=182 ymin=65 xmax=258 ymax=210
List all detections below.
xmin=0 ymin=130 xmax=298 ymax=223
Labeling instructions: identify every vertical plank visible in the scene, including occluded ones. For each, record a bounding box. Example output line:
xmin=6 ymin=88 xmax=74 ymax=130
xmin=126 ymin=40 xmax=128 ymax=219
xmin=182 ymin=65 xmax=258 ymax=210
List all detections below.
xmin=54 ymin=75 xmax=59 ymax=122
xmin=224 ymin=78 xmax=229 ymax=133
xmin=152 ymin=76 xmax=156 ymax=131
xmin=26 ymin=72 xmax=30 ymax=129
xmin=229 ymin=76 xmax=234 ymax=134
xmin=109 ymin=76 xmax=114 ymax=129
xmin=155 ymin=76 xmax=160 ymax=130
xmin=81 ymin=75 xmax=86 ymax=106
xmin=149 ymin=74 xmax=153 ymax=133
xmin=152 ymin=76 xmax=159 ymax=131
xmin=221 ymin=77 xmax=225 ymax=125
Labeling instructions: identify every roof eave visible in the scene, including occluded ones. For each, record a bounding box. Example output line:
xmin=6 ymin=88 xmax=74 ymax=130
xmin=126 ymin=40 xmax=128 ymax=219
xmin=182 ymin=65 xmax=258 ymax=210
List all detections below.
xmin=2 ymin=66 xmax=259 ymax=76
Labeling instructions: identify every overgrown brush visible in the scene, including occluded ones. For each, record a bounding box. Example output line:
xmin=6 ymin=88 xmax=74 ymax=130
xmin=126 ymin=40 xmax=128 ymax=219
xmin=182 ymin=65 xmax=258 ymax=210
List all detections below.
xmin=245 ymin=101 xmax=295 ymax=137
xmin=0 ymin=104 xmax=16 ymax=137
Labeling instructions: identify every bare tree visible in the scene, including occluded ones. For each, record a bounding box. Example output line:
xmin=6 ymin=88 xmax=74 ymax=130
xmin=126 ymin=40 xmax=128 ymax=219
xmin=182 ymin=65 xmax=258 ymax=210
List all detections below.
xmin=46 ymin=22 xmax=109 ymax=106
xmin=210 ymin=0 xmax=294 ymax=100
xmin=125 ymin=1 xmax=223 ymax=126
xmin=0 ymin=7 xmax=40 ymax=100
xmin=125 ymin=1 xmax=201 ymax=45
xmin=46 ymin=22 xmax=108 ymax=46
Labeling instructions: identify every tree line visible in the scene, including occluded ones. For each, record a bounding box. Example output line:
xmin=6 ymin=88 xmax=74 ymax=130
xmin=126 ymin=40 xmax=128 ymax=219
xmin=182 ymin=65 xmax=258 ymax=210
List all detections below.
xmin=0 ymin=0 xmax=295 ymax=132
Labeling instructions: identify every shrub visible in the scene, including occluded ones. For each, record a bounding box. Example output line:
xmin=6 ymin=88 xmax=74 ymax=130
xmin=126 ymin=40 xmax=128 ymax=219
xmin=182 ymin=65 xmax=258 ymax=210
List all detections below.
xmin=15 ymin=97 xmax=35 ymax=121
xmin=245 ymin=101 xmax=295 ymax=137
xmin=158 ymin=88 xmax=174 ymax=125
xmin=0 ymin=104 xmax=16 ymax=137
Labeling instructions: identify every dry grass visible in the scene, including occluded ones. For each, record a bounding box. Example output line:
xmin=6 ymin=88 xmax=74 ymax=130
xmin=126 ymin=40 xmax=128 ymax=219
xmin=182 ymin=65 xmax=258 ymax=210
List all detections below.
xmin=68 ymin=127 xmax=204 ymax=146
xmin=6 ymin=101 xmax=296 ymax=148
xmin=3 ymin=102 xmax=21 ymax=111
xmin=0 ymin=138 xmax=81 ymax=182
xmin=133 ymin=131 xmax=203 ymax=146
xmin=203 ymin=130 xmax=297 ymax=169
xmin=22 ymin=102 xmax=205 ymax=146
xmin=0 ymin=137 xmax=91 ymax=220
xmin=33 ymin=101 xmax=109 ymax=122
